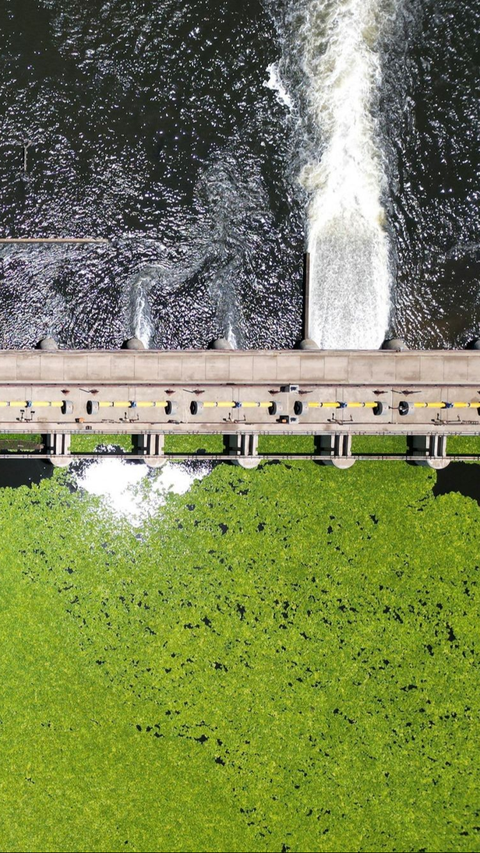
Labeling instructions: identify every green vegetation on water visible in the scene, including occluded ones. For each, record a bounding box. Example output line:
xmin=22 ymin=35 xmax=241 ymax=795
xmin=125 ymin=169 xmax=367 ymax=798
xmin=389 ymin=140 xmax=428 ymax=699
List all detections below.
xmin=351 ymin=435 xmax=407 ymax=454
xmin=164 ymin=434 xmax=224 ymax=454
xmin=70 ymin=434 xmax=134 ymax=453
xmin=0 ymin=460 xmax=479 ymax=852
xmin=70 ymin=435 xmax=223 ymax=454
xmin=258 ymin=435 xmax=315 ymax=454
xmin=447 ymin=435 xmax=480 ymax=456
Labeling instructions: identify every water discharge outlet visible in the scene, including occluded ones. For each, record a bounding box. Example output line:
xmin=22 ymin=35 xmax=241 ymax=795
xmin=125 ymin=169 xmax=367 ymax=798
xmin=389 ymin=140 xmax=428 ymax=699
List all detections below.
xmin=298 ymin=0 xmax=396 ymax=349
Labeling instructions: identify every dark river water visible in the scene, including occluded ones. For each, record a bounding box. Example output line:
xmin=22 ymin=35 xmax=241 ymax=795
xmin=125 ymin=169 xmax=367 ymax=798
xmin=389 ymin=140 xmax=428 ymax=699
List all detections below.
xmin=0 ymin=0 xmax=479 ymax=352
xmin=383 ymin=0 xmax=480 ymax=349
xmin=0 ymin=0 xmax=304 ymax=350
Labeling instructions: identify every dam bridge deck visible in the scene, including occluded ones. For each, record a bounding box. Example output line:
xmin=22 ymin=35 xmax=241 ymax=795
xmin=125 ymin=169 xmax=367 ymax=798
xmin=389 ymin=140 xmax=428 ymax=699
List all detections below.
xmin=0 ymin=348 xmax=479 ymax=467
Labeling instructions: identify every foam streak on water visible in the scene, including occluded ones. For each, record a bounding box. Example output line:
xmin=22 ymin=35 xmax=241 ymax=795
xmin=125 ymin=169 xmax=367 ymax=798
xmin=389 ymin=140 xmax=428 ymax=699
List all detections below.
xmin=264 ymin=62 xmax=294 ymax=111
xmin=300 ymin=0 xmax=396 ymax=349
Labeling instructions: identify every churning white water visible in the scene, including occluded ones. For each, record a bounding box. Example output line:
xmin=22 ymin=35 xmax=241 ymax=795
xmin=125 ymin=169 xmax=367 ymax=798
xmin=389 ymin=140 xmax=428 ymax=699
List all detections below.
xmin=74 ymin=458 xmax=211 ymax=526
xmin=296 ymin=0 xmax=396 ymax=349
xmin=128 ymin=269 xmax=155 ymax=348
xmin=264 ymin=62 xmax=294 ymax=111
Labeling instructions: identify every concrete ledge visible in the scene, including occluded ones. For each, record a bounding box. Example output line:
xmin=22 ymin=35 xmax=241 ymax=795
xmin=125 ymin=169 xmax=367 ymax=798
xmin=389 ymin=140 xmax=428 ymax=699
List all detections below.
xmin=1 ymin=348 xmax=480 ymax=385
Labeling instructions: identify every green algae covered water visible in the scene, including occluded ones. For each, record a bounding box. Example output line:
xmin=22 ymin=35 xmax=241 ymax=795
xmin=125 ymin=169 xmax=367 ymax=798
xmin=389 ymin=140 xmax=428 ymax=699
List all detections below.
xmin=1 ymin=1 xmax=480 ymax=850
xmin=1 ymin=462 xmax=480 ymax=852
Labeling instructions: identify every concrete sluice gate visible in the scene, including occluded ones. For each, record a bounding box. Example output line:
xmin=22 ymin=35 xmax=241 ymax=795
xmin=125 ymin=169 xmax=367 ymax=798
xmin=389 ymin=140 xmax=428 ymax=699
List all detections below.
xmin=2 ymin=343 xmax=480 ymax=468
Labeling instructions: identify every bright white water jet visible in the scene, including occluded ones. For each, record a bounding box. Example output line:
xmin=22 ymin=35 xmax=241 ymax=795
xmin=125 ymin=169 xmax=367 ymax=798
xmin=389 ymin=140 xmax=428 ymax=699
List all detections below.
xmin=128 ymin=269 xmax=155 ymax=347
xmin=74 ymin=457 xmax=211 ymax=526
xmin=227 ymin=322 xmax=238 ymax=348
xmin=300 ymin=0 xmax=396 ymax=349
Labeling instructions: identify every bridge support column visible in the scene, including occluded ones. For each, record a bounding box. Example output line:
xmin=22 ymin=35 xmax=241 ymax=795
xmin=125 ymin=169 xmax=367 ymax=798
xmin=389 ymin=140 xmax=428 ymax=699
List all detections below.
xmin=408 ymin=435 xmax=450 ymax=469
xmin=135 ymin=434 xmax=165 ymax=468
xmin=226 ymin=433 xmax=260 ymax=469
xmin=315 ymin=434 xmax=356 ymax=469
xmin=43 ymin=433 xmax=71 ymax=467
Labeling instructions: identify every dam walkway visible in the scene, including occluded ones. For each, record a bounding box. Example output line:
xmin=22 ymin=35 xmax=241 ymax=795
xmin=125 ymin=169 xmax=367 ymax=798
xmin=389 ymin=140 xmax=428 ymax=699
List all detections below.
xmin=0 ymin=348 xmax=479 ymax=468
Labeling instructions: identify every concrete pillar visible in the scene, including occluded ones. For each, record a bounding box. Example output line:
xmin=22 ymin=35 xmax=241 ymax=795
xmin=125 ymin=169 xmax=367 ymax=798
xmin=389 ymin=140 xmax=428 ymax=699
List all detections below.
xmin=135 ymin=434 xmax=165 ymax=467
xmin=122 ymin=338 xmax=145 ymax=350
xmin=37 ymin=336 xmax=58 ymax=351
xmin=298 ymin=338 xmax=320 ymax=351
xmin=315 ymin=434 xmax=356 ymax=469
xmin=408 ymin=435 xmax=450 ymax=469
xmin=226 ymin=433 xmax=260 ymax=469
xmin=381 ymin=337 xmax=409 ymax=351
xmin=210 ymin=338 xmax=233 ymax=350
xmin=44 ymin=433 xmax=71 ymax=467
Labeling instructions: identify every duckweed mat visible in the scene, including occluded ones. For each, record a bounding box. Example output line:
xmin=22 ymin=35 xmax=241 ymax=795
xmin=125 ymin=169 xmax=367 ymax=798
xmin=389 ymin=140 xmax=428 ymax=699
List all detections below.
xmin=0 ymin=461 xmax=479 ymax=852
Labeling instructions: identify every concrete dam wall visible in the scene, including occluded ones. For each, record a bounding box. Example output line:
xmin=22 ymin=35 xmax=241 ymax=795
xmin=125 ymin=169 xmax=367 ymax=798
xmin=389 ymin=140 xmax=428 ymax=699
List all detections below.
xmin=0 ymin=347 xmax=479 ymax=468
